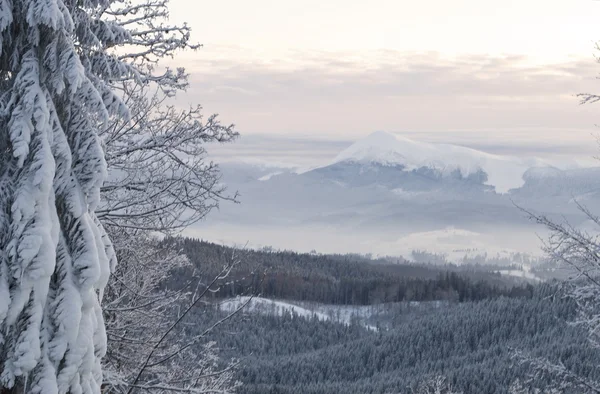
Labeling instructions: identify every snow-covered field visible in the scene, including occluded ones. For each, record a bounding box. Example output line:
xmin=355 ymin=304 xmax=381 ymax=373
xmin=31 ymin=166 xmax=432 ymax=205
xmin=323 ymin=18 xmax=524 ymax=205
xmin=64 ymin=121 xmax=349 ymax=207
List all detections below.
xmin=219 ymin=297 xmax=331 ymax=321
xmin=218 ymin=297 xmax=450 ymax=331
xmin=497 ymin=269 xmax=542 ymax=282
xmin=394 ymin=227 xmax=528 ymax=263
xmin=219 ymin=297 xmax=384 ymax=331
xmin=188 ymin=223 xmax=545 ymax=264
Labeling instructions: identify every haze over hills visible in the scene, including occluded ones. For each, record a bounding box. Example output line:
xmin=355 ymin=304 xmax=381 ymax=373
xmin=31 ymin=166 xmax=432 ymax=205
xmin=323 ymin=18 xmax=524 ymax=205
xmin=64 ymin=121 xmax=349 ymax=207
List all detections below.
xmin=189 ymin=131 xmax=600 ymax=260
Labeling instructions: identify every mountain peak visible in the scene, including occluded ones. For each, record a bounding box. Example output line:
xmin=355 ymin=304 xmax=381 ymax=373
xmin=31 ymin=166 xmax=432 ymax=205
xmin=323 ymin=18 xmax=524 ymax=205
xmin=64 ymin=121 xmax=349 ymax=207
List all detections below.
xmin=333 ymin=131 xmax=424 ymax=167
xmin=329 ymin=131 xmax=546 ymax=193
xmin=363 ymin=130 xmax=402 ymax=144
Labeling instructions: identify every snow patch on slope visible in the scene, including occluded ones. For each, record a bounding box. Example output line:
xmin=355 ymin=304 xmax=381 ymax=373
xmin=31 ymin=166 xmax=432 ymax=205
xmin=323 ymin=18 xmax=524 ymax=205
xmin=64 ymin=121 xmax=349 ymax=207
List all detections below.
xmin=219 ymin=296 xmax=378 ymax=331
xmin=258 ymin=171 xmax=283 ymax=181
xmin=394 ymin=227 xmax=541 ymax=263
xmin=331 ymin=131 xmax=547 ymax=193
xmin=220 ymin=296 xmax=330 ymax=320
xmin=522 ymin=166 xmax=563 ymax=179
xmin=497 ymin=269 xmax=542 ymax=282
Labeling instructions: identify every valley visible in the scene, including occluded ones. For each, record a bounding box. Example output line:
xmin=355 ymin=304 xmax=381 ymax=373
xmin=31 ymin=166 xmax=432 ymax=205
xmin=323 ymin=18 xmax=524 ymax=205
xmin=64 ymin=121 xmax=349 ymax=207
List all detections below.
xmin=174 ymin=238 xmax=585 ymax=394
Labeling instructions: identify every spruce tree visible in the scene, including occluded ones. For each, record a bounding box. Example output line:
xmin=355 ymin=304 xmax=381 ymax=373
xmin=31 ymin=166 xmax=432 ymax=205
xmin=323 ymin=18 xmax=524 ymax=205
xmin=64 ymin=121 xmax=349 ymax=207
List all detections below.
xmin=0 ymin=1 xmax=157 ymax=392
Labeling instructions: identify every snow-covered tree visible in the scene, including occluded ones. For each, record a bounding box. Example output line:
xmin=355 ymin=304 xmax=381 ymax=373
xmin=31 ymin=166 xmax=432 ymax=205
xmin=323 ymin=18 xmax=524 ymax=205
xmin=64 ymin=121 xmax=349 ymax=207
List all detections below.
xmin=89 ymin=2 xmax=239 ymax=392
xmin=0 ymin=0 xmax=199 ymax=392
xmin=411 ymin=376 xmax=462 ymax=394
xmin=510 ymin=88 xmax=600 ymax=393
xmin=511 ymin=205 xmax=600 ymax=393
xmin=97 ymin=79 xmax=241 ymax=392
xmin=101 ymin=231 xmax=245 ymax=394
xmin=98 ymin=81 xmax=237 ymax=235
xmin=510 ymin=349 xmax=600 ymax=394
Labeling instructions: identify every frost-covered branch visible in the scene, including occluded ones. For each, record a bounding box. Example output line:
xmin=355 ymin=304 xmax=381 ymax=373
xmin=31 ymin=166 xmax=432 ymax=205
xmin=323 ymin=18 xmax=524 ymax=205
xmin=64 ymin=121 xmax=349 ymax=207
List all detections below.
xmin=410 ymin=376 xmax=462 ymax=394
xmin=511 ymin=203 xmax=600 ymax=391
xmin=0 ymin=0 xmax=238 ymax=392
xmin=102 ymin=233 xmax=247 ymax=394
xmin=510 ymin=350 xmax=600 ymax=394
xmin=98 ymin=82 xmax=238 ymax=235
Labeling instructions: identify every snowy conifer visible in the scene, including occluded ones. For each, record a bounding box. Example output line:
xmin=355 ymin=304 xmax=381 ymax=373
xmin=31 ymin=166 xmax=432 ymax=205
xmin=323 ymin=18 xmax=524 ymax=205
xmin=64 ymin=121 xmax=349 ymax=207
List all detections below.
xmin=0 ymin=1 xmax=187 ymax=392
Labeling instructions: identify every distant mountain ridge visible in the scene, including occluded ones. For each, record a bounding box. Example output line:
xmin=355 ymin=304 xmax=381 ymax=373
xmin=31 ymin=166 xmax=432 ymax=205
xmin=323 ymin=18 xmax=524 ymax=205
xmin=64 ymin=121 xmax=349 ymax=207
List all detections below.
xmin=194 ymin=132 xmax=600 ymax=257
xmin=327 ymin=131 xmax=549 ymax=193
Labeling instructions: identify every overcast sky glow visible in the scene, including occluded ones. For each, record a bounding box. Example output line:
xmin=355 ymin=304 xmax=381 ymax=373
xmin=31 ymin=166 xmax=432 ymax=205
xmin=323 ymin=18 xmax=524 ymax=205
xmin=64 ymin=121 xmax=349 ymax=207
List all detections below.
xmin=166 ymin=0 xmax=600 ymax=155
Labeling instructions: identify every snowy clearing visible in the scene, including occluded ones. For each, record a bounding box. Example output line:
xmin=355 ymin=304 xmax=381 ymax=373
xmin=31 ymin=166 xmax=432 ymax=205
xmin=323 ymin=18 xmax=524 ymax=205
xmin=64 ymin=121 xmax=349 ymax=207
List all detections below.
xmin=219 ymin=297 xmax=382 ymax=331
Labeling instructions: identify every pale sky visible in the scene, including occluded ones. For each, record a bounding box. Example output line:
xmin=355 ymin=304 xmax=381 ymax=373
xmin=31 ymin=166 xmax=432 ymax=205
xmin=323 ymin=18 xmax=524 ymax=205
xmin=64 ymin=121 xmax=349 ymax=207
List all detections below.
xmin=170 ymin=0 xmax=600 ymax=60
xmin=166 ymin=0 xmax=600 ymax=153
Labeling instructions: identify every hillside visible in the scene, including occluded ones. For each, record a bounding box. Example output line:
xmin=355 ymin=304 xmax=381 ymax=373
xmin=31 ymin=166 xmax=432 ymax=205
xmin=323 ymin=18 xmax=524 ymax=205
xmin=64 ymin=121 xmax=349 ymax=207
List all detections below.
xmin=170 ymin=238 xmax=537 ymax=306
xmin=190 ymin=286 xmax=597 ymax=394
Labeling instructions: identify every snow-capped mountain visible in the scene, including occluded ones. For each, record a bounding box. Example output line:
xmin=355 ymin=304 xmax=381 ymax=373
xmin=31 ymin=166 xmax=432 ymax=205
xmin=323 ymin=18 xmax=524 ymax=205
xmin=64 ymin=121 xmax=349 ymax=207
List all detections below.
xmin=192 ymin=131 xmax=600 ymax=258
xmin=329 ymin=131 xmax=548 ymax=193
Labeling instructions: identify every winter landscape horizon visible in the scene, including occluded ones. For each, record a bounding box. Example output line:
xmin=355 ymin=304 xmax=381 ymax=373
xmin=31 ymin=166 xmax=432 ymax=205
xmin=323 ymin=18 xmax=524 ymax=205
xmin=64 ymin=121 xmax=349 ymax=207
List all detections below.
xmin=188 ymin=129 xmax=600 ymax=263
xmin=4 ymin=1 xmax=600 ymax=394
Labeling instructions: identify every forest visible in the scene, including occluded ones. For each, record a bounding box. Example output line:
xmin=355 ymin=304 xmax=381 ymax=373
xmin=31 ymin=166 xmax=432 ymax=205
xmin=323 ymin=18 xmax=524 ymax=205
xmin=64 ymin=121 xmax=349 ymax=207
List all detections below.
xmin=231 ymin=297 xmax=593 ymax=393
xmin=1 ymin=0 xmax=600 ymax=393
xmin=163 ymin=238 xmax=595 ymax=393
xmin=184 ymin=276 xmax=595 ymax=393
xmin=173 ymin=238 xmax=536 ymax=305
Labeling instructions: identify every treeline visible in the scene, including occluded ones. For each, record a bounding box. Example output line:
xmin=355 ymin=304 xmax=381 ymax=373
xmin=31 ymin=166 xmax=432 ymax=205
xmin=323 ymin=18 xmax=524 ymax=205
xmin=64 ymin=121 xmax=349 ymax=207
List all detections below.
xmin=221 ymin=270 xmax=534 ymax=305
xmin=199 ymin=285 xmax=598 ymax=394
xmin=166 ymin=238 xmax=535 ymax=305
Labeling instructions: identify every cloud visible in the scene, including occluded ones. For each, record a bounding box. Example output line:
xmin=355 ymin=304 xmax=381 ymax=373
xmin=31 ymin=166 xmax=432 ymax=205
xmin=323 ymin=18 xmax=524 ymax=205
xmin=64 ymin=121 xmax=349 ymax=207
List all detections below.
xmin=171 ymin=49 xmax=600 ymax=150
xmin=185 ymin=50 xmax=597 ymax=95
xmin=206 ymin=134 xmax=352 ymax=168
xmin=205 ymin=132 xmax=599 ymax=172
